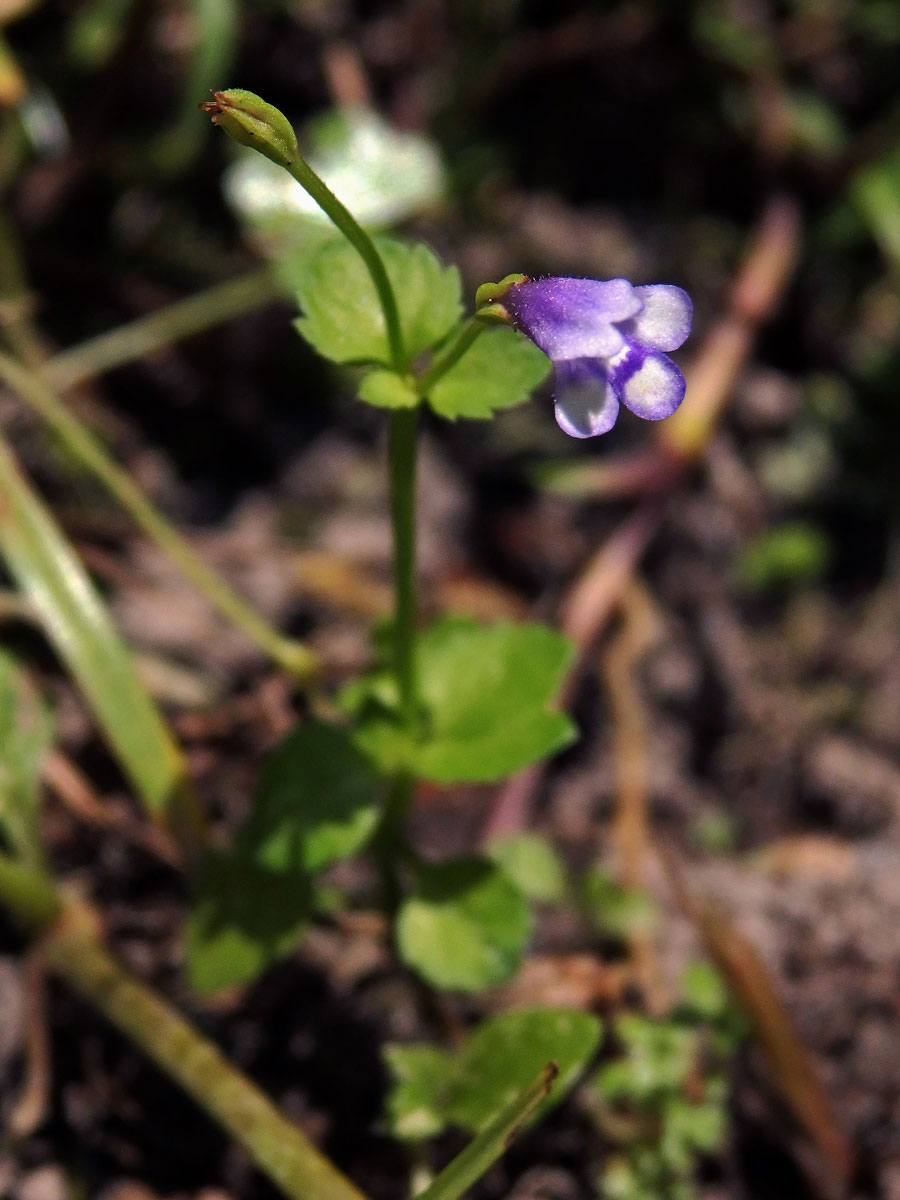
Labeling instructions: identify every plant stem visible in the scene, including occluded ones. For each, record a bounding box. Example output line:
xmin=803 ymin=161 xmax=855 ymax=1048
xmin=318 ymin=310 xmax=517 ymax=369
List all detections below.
xmin=388 ymin=406 xmax=419 ymax=730
xmin=0 ymin=853 xmax=60 ymax=929
xmin=416 ymin=318 xmax=485 ymax=394
xmin=0 ymin=858 xmax=368 ymax=1200
xmin=374 ymin=773 xmax=415 ymax=913
xmin=44 ymin=909 xmax=369 ymax=1200
xmin=0 ymin=351 xmax=319 ymax=682
xmin=413 ymin=1064 xmax=558 ymax=1200
xmin=282 ymin=156 xmax=405 ymax=370
xmin=46 ymin=266 xmax=281 ymax=389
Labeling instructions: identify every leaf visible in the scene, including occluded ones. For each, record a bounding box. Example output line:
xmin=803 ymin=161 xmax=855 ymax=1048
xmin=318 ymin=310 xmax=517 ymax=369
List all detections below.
xmin=225 ymin=106 xmax=445 ymax=236
xmin=660 ymin=1092 xmax=729 ymax=1159
xmin=186 ymin=851 xmax=312 ymax=993
xmin=427 ymin=326 xmax=550 ymax=420
xmin=396 ymin=856 xmax=532 ymax=991
xmin=413 ymin=1064 xmax=558 ymax=1200
xmin=294 ymin=237 xmax=461 ymax=368
xmin=236 ymin=720 xmax=381 ymax=873
xmin=679 ymin=962 xmax=730 ymax=1023
xmin=444 ymin=1008 xmax=602 ymax=1132
xmin=383 ymin=1012 xmax=601 ymax=1192
xmin=851 ymin=143 xmax=900 ymax=268
xmin=734 ymin=522 xmax=829 ymax=592
xmin=486 ymin=832 xmax=566 ymax=903
xmin=383 ymin=1045 xmax=456 ymax=1141
xmin=413 ymin=618 xmax=576 ymax=783
xmin=0 ymin=651 xmax=54 ymax=866
xmin=579 ymin=868 xmax=657 ymax=938
xmin=0 ymin=436 xmax=189 ymax=823
xmin=594 ymin=1014 xmax=699 ymax=1100
xmin=345 ymin=618 xmax=576 ymax=784
xmin=357 ymin=369 xmax=419 ymax=410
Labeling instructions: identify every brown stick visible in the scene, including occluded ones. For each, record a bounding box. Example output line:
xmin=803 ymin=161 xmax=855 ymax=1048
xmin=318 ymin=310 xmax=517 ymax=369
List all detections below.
xmin=662 ymin=849 xmax=855 ymax=1189
xmin=6 ymin=948 xmax=51 ymax=1140
xmin=602 ymin=581 xmax=667 ymax=1013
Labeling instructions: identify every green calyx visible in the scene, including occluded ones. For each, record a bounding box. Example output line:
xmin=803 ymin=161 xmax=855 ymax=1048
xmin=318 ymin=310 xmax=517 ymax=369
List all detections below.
xmin=474 ymin=273 xmax=528 ymax=321
xmin=201 ymin=89 xmax=298 ymax=168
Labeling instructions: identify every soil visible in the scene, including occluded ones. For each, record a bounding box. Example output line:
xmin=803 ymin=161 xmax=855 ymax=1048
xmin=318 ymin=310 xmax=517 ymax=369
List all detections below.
xmin=2 ymin=3 xmax=900 ymax=1200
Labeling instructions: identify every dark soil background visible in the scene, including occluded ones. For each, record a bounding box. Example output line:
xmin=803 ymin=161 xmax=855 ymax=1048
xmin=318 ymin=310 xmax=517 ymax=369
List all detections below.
xmin=2 ymin=2 xmax=900 ymax=1199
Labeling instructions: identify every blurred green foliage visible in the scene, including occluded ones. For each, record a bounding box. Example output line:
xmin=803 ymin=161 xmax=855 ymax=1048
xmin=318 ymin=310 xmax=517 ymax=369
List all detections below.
xmin=590 ymin=964 xmax=746 ymax=1200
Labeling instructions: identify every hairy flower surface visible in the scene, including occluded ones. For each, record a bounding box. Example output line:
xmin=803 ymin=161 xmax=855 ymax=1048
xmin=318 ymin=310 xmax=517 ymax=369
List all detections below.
xmin=502 ymin=277 xmax=692 ymax=437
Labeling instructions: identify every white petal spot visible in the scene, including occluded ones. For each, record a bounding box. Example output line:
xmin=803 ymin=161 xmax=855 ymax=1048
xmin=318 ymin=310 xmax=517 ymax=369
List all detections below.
xmin=623 ymin=285 xmax=693 ymax=352
xmin=554 ymin=362 xmax=620 ymax=437
xmin=620 ymin=353 xmax=686 ymax=421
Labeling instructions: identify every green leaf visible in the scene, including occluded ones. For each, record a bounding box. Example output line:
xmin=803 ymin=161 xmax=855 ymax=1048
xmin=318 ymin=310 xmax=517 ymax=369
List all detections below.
xmin=344 ymin=618 xmax=576 ymax=784
xmin=579 ymin=868 xmax=657 ymax=938
xmin=661 ymin=1093 xmax=728 ymax=1158
xmin=734 ymin=522 xmax=829 ymax=593
xmin=413 ymin=1064 xmax=558 ymax=1200
xmin=383 ymin=1045 xmax=456 ymax=1141
xmin=416 ymin=619 xmax=575 ymax=783
xmin=487 ymin=832 xmax=566 ymax=903
xmin=679 ymin=962 xmax=730 ymax=1023
xmin=595 ymin=1015 xmax=698 ymax=1101
xmin=344 ymin=698 xmax=411 ymax=778
xmin=236 ymin=720 xmax=380 ymax=874
xmin=225 ymin=107 xmax=444 ymax=236
xmin=396 ymin=856 xmax=532 ymax=991
xmin=357 ymin=369 xmax=420 ymax=410
xmin=68 ymin=0 xmax=136 ymax=69
xmin=851 ymin=143 xmax=900 ymax=268
xmin=186 ymin=851 xmax=312 ymax=993
xmin=383 ymin=1013 xmax=601 ymax=1196
xmin=427 ymin=326 xmax=550 ymax=420
xmin=0 ymin=652 xmax=54 ymax=867
xmin=294 ymin=238 xmax=461 ymax=368
xmin=0 ymin=436 xmax=189 ymax=824
xmin=444 ymin=1008 xmax=603 ymax=1131
xmin=786 ymin=89 xmax=846 ymax=160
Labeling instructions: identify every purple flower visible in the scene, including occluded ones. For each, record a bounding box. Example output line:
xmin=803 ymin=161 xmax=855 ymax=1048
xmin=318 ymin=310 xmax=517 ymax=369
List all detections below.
xmin=502 ymin=277 xmax=692 ymax=438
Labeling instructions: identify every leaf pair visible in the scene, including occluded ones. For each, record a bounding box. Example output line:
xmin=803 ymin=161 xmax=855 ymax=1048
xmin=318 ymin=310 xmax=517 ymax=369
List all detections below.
xmin=188 ymin=617 xmax=575 ymax=995
xmin=291 ymin=237 xmax=550 ymax=419
xmin=342 ymin=616 xmax=575 ymax=785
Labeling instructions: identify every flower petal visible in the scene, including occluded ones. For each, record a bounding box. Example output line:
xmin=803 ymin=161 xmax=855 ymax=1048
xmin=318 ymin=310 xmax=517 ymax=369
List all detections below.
xmin=505 ymin=277 xmax=641 ymax=361
xmin=619 ymin=284 xmax=693 ymax=352
xmin=553 ymin=358 xmax=620 ymax=438
xmin=608 ymin=345 xmax=686 ymax=421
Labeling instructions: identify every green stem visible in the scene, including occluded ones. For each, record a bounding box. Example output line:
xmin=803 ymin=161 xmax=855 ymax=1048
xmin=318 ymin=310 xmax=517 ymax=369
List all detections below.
xmin=413 ymin=1064 xmax=558 ymax=1200
xmin=0 ymin=852 xmax=60 ymax=929
xmin=44 ymin=909 xmax=368 ymax=1200
xmin=46 ymin=266 xmax=281 ymax=389
xmin=388 ymin=407 xmax=419 ymax=730
xmin=282 ymin=156 xmax=405 ymax=370
xmin=0 ymin=863 xmax=367 ymax=1200
xmin=416 ymin=318 xmax=485 ymax=395
xmin=0 ymin=350 xmax=319 ymax=682
xmin=374 ymin=773 xmax=415 ymax=913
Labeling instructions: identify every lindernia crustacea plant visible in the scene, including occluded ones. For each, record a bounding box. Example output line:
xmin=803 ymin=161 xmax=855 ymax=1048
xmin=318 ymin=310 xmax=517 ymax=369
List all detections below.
xmin=476 ymin=275 xmax=693 ymax=438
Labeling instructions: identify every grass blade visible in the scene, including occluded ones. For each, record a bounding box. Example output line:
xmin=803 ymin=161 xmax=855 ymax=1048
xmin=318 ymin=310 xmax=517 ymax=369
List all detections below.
xmin=0 ymin=434 xmax=197 ymax=836
xmin=414 ymin=1063 xmax=558 ymax=1200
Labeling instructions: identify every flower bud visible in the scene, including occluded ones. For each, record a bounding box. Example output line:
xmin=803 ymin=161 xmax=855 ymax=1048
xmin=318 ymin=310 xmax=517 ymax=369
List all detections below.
xmin=200 ymin=89 xmax=298 ymax=169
